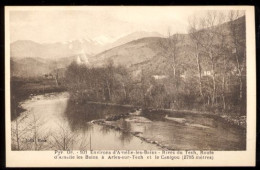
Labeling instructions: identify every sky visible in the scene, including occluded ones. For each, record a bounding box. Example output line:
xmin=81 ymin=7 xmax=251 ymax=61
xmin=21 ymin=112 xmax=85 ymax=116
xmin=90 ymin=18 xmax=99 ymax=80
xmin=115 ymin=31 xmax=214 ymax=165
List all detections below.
xmin=8 ymin=7 xmax=239 ymax=44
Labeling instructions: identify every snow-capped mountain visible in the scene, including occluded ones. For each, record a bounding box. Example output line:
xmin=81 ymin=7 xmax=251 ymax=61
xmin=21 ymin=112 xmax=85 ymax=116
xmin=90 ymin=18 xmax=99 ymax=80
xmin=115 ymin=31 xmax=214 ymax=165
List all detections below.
xmin=10 ymin=31 xmax=163 ymax=59
xmin=93 ymin=35 xmax=116 ymax=45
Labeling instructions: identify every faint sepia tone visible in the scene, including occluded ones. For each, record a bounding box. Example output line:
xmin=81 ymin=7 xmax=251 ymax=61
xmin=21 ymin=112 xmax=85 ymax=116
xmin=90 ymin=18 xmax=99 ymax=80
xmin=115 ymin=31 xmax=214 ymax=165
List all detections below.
xmin=5 ymin=6 xmax=256 ymax=167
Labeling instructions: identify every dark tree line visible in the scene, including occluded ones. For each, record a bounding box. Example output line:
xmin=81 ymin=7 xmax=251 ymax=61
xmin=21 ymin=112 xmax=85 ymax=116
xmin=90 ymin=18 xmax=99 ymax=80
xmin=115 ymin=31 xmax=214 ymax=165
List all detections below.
xmin=65 ymin=59 xmax=173 ymax=109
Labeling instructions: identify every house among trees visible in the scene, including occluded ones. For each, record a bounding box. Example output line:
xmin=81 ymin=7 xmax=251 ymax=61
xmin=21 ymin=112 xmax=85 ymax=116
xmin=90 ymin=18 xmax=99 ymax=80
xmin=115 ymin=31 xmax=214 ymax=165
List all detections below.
xmin=232 ymin=48 xmax=237 ymax=54
xmin=203 ymin=70 xmax=212 ymax=77
xmin=131 ymin=69 xmax=142 ymax=82
xmin=152 ymin=75 xmax=168 ymax=80
xmin=43 ymin=73 xmax=54 ymax=79
xmin=180 ymin=72 xmax=186 ymax=79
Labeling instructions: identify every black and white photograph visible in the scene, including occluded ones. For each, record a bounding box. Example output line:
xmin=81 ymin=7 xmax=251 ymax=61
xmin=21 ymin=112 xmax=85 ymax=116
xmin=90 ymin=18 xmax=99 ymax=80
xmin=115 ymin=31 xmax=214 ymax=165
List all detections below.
xmin=5 ymin=6 xmax=256 ymax=167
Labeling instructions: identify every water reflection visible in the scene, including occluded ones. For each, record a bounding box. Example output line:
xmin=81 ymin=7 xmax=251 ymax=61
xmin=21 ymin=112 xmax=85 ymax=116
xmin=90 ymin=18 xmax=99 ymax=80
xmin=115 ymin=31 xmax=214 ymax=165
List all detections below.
xmin=99 ymin=124 xmax=112 ymax=135
xmin=139 ymin=109 xmax=246 ymax=150
xmin=63 ymin=98 xmax=156 ymax=149
xmin=64 ymin=97 xmax=246 ymax=150
xmin=118 ymin=120 xmax=133 ymax=145
xmin=119 ymin=131 xmax=133 ymax=146
xmin=65 ymin=99 xmax=132 ymax=132
xmin=12 ymin=93 xmax=160 ymax=150
xmin=17 ymin=92 xmax=245 ymax=150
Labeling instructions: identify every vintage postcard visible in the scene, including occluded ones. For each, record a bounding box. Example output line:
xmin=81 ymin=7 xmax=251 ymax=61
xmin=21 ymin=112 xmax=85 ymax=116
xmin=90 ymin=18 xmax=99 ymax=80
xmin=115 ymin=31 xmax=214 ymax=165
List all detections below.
xmin=5 ymin=6 xmax=256 ymax=167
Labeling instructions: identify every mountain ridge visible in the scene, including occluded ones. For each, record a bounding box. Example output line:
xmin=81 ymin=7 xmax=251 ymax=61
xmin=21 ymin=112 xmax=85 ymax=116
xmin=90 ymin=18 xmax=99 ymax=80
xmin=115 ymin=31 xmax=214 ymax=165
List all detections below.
xmin=10 ymin=16 xmax=245 ymax=78
xmin=10 ymin=31 xmax=163 ymax=59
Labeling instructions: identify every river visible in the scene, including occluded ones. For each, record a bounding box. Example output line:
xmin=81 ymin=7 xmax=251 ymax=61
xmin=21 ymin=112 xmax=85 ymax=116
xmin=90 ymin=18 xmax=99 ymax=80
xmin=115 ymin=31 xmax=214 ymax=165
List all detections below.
xmin=11 ymin=92 xmax=246 ymax=151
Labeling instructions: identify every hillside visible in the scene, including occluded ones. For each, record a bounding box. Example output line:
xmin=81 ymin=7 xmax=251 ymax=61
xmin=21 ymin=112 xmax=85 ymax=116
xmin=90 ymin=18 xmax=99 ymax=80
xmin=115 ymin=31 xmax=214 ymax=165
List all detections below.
xmin=91 ymin=34 xmax=196 ymax=76
xmin=11 ymin=57 xmax=55 ymax=77
xmin=91 ymin=16 xmax=245 ymax=76
xmin=10 ymin=31 xmax=163 ymax=59
xmin=91 ymin=37 xmax=165 ymax=67
xmin=11 ymin=40 xmax=96 ymax=59
xmin=10 ymin=56 xmax=76 ymax=78
xmin=104 ymin=31 xmax=164 ymax=50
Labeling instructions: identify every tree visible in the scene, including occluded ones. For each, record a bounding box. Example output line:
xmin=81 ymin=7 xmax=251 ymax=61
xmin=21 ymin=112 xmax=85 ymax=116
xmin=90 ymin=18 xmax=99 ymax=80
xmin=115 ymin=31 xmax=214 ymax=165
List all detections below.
xmin=160 ymin=29 xmax=184 ymax=88
xmin=189 ymin=16 xmax=204 ymax=97
xmin=228 ymin=11 xmax=246 ymax=114
xmin=194 ymin=11 xmax=226 ymax=105
xmin=113 ymin=66 xmax=133 ymax=103
xmin=12 ymin=111 xmax=30 ymax=150
xmin=103 ymin=59 xmax=115 ymax=101
xmin=11 ymin=111 xmax=51 ymax=150
xmin=214 ymin=12 xmax=229 ymax=110
xmin=50 ymin=120 xmax=77 ymax=150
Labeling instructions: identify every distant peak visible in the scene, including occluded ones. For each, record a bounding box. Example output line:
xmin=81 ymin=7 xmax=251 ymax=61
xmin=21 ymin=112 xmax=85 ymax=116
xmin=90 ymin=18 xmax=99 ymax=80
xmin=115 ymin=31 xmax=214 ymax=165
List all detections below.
xmin=11 ymin=39 xmax=39 ymax=45
xmin=127 ymin=31 xmax=163 ymax=36
xmin=93 ymin=35 xmax=115 ymax=45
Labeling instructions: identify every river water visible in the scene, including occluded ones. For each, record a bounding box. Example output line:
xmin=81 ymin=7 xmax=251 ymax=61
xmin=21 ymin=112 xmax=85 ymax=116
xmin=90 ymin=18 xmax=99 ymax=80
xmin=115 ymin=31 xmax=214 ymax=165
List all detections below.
xmin=11 ymin=92 xmax=246 ymax=151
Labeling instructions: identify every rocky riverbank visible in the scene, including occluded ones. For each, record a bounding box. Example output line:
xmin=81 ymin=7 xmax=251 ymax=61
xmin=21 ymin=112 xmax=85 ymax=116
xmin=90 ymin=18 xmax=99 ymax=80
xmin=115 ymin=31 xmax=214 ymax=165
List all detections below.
xmin=91 ymin=119 xmax=171 ymax=150
xmin=90 ymin=107 xmax=246 ymax=150
xmin=87 ymin=102 xmax=246 ymax=129
xmin=220 ymin=115 xmax=246 ymax=128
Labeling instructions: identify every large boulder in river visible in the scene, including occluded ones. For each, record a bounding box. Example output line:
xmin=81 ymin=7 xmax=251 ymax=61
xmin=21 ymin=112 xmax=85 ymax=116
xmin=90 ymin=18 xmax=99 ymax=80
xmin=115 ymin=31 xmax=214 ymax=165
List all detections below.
xmin=125 ymin=116 xmax=152 ymax=123
xmin=129 ymin=109 xmax=142 ymax=116
xmin=164 ymin=115 xmax=186 ymax=123
xmin=185 ymin=123 xmax=210 ymax=129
